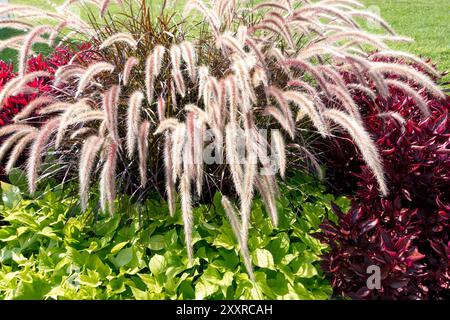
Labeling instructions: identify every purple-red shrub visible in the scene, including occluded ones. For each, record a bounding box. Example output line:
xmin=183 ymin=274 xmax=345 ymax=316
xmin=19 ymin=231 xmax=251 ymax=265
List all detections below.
xmin=316 ymin=56 xmax=450 ymax=299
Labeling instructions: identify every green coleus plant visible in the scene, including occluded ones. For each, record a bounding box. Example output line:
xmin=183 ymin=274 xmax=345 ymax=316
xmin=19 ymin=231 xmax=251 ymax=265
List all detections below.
xmin=0 ymin=169 xmax=349 ymax=300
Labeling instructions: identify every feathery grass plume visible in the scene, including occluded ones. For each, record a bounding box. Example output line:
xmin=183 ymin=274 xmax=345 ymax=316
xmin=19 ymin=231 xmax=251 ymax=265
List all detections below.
xmin=79 ymin=135 xmax=104 ymax=211
xmin=138 ymin=121 xmax=150 ymax=187
xmin=349 ymin=10 xmax=395 ymax=35
xmin=13 ymin=96 xmax=55 ymax=122
xmin=255 ymin=173 xmax=279 ymax=226
xmin=224 ymin=75 xmax=238 ymax=124
xmin=27 ymin=118 xmax=61 ymax=194
xmin=154 ymin=118 xmax=180 ymax=136
xmin=172 ymin=70 xmax=186 ymax=97
xmin=157 ymin=96 xmax=166 ymax=122
xmin=267 ymin=86 xmax=295 ymax=138
xmin=216 ymin=33 xmax=247 ymax=57
xmin=180 ymin=172 xmax=194 ymax=263
xmin=100 ymin=32 xmax=137 ymax=50
xmin=385 ymin=79 xmax=431 ymax=117
xmin=0 ymin=124 xmax=39 ymax=138
xmin=48 ymin=21 xmax=69 ymax=46
xmin=324 ymin=109 xmax=387 ymax=196
xmin=0 ymin=131 xmax=32 ymax=163
xmin=370 ymin=62 xmax=445 ymax=99
xmin=184 ymin=112 xmax=196 ymax=180
xmin=122 ymin=57 xmax=139 ymax=85
xmin=66 ymin=111 xmax=105 ymax=125
xmin=18 ymin=25 xmax=53 ymax=77
xmin=264 ymin=105 xmax=295 ymax=139
xmin=325 ymin=30 xmax=388 ymax=50
xmin=184 ymin=0 xmax=221 ymax=35
xmin=0 ymin=35 xmax=27 ymax=51
xmin=254 ymin=2 xmax=290 ymax=12
xmin=221 ymin=196 xmax=255 ymax=281
xmin=126 ymin=91 xmax=144 ymax=158
xmin=171 ymin=123 xmax=186 ymax=182
xmin=164 ymin=132 xmax=176 ymax=217
xmin=283 ymin=90 xmax=328 ymax=136
xmin=198 ymin=66 xmax=209 ymax=99
xmin=252 ymin=66 xmax=268 ymax=88
xmin=370 ymin=50 xmax=441 ymax=78
xmin=38 ymin=102 xmax=72 ymax=115
xmin=99 ymin=140 xmax=118 ymax=216
xmin=180 ymin=41 xmax=197 ymax=81
xmin=54 ymin=65 xmax=86 ymax=86
xmin=328 ymin=84 xmax=362 ymax=122
xmin=145 ymin=45 xmax=166 ymax=104
xmin=100 ymin=0 xmax=112 ymax=17
xmin=191 ymin=114 xmax=206 ymax=196
xmin=347 ymin=83 xmax=377 ymax=100
xmin=377 ymin=111 xmax=406 ymax=126
xmin=70 ymin=127 xmax=96 ymax=140
xmin=225 ymin=123 xmax=244 ymax=196
xmin=55 ymin=102 xmax=92 ymax=148
xmin=293 ymin=3 xmax=357 ymax=27
xmin=279 ymin=59 xmax=332 ymax=98
xmin=75 ymin=62 xmax=115 ymax=98
xmin=170 ymin=44 xmax=182 ymax=74
xmin=0 ymin=71 xmax=51 ymax=107
xmin=265 ymin=11 xmax=295 ymax=48
xmin=240 ymin=134 xmax=257 ymax=241
xmin=271 ymin=130 xmax=286 ymax=179
xmin=103 ymin=85 xmax=121 ymax=143
xmin=5 ymin=132 xmax=38 ymax=174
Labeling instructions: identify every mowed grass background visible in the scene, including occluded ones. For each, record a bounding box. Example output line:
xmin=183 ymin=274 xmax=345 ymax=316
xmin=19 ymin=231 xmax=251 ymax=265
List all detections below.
xmin=0 ymin=0 xmax=449 ymax=78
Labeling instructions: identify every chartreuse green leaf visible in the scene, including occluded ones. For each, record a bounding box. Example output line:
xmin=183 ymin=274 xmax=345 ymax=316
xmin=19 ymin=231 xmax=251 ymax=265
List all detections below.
xmin=0 ymin=171 xmax=341 ymax=300
xmin=1 ymin=182 xmax=22 ymax=209
xmin=252 ymin=249 xmax=275 ymax=270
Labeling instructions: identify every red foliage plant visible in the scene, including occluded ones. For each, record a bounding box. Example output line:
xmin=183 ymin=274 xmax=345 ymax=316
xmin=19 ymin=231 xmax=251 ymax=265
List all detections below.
xmin=316 ymin=56 xmax=450 ymax=299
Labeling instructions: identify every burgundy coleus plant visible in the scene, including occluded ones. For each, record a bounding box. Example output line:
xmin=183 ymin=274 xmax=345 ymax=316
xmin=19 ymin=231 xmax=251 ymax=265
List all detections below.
xmin=316 ymin=57 xmax=450 ymax=299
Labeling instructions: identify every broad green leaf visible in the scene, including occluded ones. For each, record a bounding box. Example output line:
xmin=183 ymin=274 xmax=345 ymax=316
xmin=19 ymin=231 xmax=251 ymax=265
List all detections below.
xmin=147 ymin=235 xmax=165 ymax=250
xmin=149 ymin=254 xmax=166 ymax=276
xmin=110 ymin=241 xmax=129 ymax=254
xmin=1 ymin=182 xmax=22 ymax=209
xmin=114 ymin=247 xmax=133 ymax=268
xmin=252 ymin=249 xmax=275 ymax=270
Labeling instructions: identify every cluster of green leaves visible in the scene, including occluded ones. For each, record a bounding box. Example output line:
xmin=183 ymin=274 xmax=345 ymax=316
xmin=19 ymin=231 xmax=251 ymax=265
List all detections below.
xmin=0 ymin=169 xmax=349 ymax=300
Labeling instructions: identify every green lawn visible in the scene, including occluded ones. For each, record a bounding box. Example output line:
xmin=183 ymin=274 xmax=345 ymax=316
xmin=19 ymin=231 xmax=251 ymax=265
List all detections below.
xmin=362 ymin=0 xmax=449 ymax=81
xmin=1 ymin=0 xmax=449 ymax=79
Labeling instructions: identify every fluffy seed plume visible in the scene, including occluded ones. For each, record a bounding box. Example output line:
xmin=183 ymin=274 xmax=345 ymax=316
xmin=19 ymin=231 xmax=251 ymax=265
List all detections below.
xmin=79 ymin=135 xmax=104 ymax=211
xmin=18 ymin=25 xmax=52 ymax=77
xmin=99 ymin=140 xmax=118 ymax=216
xmin=180 ymin=173 xmax=194 ymax=263
xmin=138 ymin=121 xmax=150 ymax=187
xmin=5 ymin=132 xmax=37 ymax=174
xmin=100 ymin=32 xmax=137 ymax=49
xmin=75 ymin=62 xmax=115 ymax=98
xmin=324 ymin=109 xmax=387 ymax=196
xmin=271 ymin=130 xmax=286 ymax=179
xmin=27 ymin=118 xmax=61 ymax=194
xmin=126 ymin=90 xmax=144 ymax=158
xmin=221 ymin=196 xmax=255 ymax=281
xmin=370 ymin=62 xmax=445 ymax=99
xmin=13 ymin=96 xmax=54 ymax=122
xmin=122 ymin=56 xmax=139 ymax=85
